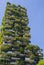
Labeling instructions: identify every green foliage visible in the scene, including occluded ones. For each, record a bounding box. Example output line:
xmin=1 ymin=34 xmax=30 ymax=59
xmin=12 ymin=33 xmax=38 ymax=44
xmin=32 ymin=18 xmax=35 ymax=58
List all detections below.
xmin=26 ymin=44 xmax=43 ymax=63
xmin=30 ymin=54 xmax=35 ymax=59
xmin=20 ymin=47 xmax=24 ymax=53
xmin=37 ymin=59 xmax=44 ymax=65
xmin=0 ymin=44 xmax=11 ymax=52
xmin=19 ymin=60 xmax=24 ymax=65
xmin=0 ymin=26 xmax=4 ymax=44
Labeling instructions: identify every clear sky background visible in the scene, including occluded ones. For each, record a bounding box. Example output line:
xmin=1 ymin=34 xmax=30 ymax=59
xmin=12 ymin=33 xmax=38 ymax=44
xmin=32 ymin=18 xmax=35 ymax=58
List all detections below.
xmin=0 ymin=0 xmax=44 ymax=54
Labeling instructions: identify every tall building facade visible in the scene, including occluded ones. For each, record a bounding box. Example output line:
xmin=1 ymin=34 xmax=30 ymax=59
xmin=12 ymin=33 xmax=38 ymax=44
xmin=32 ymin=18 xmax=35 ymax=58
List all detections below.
xmin=0 ymin=2 xmax=42 ymax=65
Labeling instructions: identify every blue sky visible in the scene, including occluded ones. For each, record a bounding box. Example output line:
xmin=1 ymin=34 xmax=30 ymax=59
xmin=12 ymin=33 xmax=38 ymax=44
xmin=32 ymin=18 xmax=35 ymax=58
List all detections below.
xmin=0 ymin=0 xmax=44 ymax=54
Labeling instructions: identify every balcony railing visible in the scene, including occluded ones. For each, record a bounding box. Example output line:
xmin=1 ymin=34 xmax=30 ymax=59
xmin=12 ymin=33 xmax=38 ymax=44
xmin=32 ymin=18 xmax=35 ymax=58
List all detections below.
xmin=11 ymin=57 xmax=20 ymax=60
xmin=3 ymin=35 xmax=14 ymax=39
xmin=10 ymin=62 xmax=17 ymax=64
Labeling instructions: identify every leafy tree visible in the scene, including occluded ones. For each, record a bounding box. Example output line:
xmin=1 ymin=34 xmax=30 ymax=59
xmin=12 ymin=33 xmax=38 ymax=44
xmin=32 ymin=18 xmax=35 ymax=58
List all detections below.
xmin=37 ymin=59 xmax=44 ymax=65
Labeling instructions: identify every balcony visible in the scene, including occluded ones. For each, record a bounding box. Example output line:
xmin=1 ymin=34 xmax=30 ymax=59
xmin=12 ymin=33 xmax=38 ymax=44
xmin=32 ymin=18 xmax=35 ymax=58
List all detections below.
xmin=5 ymin=20 xmax=14 ymax=25
xmin=23 ymin=17 xmax=28 ymax=21
xmin=15 ymin=18 xmax=21 ymax=23
xmin=3 ymin=42 xmax=11 ymax=45
xmin=15 ymin=51 xmax=20 ymax=54
xmin=7 ymin=51 xmax=12 ymax=54
xmin=6 ymin=10 xmax=12 ymax=15
xmin=25 ymin=58 xmax=30 ymax=61
xmin=4 ymin=23 xmax=13 ymax=27
xmin=4 ymin=31 xmax=15 ymax=37
xmin=3 ymin=35 xmax=14 ymax=40
xmin=0 ymin=58 xmax=10 ymax=61
xmin=11 ymin=57 xmax=20 ymax=60
xmin=4 ymin=25 xmax=12 ymax=29
xmin=20 ymin=8 xmax=26 ymax=13
xmin=10 ymin=62 xmax=17 ymax=64
xmin=6 ymin=15 xmax=16 ymax=20
xmin=4 ymin=29 xmax=15 ymax=33
xmin=20 ymin=53 xmax=25 ymax=56
xmin=7 ymin=51 xmax=20 ymax=55
xmin=24 ymin=50 xmax=31 ymax=53
xmin=18 ymin=5 xmax=27 ymax=11
xmin=25 ymin=58 xmax=35 ymax=63
xmin=21 ymin=20 xmax=26 ymax=24
xmin=24 ymin=27 xmax=30 ymax=31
